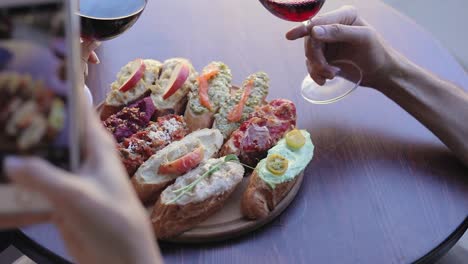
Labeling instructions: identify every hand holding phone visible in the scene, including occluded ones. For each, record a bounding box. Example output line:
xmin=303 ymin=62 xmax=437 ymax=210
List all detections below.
xmin=0 ymin=0 xmax=81 ymax=214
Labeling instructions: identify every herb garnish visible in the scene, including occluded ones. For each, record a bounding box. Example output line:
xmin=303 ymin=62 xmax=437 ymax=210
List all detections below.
xmin=168 ymin=155 xmax=255 ymax=204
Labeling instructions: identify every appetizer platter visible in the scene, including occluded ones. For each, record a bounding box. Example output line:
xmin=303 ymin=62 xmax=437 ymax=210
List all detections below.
xmin=0 ymin=72 xmax=66 ymax=152
xmin=97 ymin=57 xmax=315 ymax=242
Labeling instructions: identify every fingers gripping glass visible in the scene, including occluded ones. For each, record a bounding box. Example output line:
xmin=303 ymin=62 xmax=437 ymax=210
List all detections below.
xmin=258 ymin=0 xmax=363 ymax=104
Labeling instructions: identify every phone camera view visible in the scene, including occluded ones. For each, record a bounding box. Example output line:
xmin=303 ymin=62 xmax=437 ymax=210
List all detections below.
xmin=0 ymin=3 xmax=70 ymax=181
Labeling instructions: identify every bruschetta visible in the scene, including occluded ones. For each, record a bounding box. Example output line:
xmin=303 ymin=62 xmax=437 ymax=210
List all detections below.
xmin=102 ymin=96 xmax=156 ymax=142
xmin=118 ymin=114 xmax=188 ymax=176
xmin=220 ymin=99 xmax=297 ymax=166
xmin=213 ymin=72 xmax=269 ymax=139
xmin=132 ymin=128 xmax=224 ymax=204
xmin=151 ymin=156 xmax=244 ymax=239
xmin=241 ymin=129 xmax=314 ymax=220
xmin=101 ymin=59 xmax=162 ymax=119
xmin=184 ymin=62 xmax=232 ymax=131
xmin=150 ymin=58 xmax=197 ymax=116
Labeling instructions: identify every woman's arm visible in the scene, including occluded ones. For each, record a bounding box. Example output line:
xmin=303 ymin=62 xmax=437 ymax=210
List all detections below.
xmin=382 ymin=51 xmax=468 ymax=164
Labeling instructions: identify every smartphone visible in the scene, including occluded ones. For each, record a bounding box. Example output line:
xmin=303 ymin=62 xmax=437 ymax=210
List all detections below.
xmin=0 ymin=0 xmax=81 ymax=213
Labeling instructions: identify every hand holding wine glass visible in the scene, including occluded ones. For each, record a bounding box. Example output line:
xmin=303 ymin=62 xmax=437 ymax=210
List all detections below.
xmin=286 ymin=5 xmax=397 ymax=90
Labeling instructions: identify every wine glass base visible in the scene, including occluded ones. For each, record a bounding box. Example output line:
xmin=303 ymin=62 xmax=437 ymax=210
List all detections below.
xmin=301 ymin=60 xmax=362 ymax=105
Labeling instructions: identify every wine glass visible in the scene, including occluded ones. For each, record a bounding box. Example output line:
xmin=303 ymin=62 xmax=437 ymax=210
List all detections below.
xmin=77 ymin=0 xmax=147 ymax=41
xmin=258 ymin=0 xmax=363 ymax=104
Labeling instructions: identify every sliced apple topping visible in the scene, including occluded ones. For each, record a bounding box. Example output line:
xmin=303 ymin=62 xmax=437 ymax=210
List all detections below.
xmin=119 ymin=58 xmax=146 ymax=92
xmin=158 ymin=146 xmax=205 ymax=175
xmin=162 ymin=62 xmax=190 ymax=100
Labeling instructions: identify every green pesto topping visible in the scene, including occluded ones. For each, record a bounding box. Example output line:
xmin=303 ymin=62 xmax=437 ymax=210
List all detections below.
xmin=188 ymin=62 xmax=232 ymax=115
xmin=214 ymin=72 xmax=269 ymax=138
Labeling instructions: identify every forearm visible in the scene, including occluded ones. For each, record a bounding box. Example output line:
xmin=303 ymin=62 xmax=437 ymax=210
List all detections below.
xmin=379 ymin=50 xmax=468 ymax=166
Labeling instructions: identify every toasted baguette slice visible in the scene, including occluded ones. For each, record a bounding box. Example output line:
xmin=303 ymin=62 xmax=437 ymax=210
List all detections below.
xmin=184 ymin=62 xmax=232 ymax=131
xmin=150 ymin=58 xmax=197 ymax=117
xmin=98 ymin=104 xmax=121 ymax=121
xmin=151 ymin=157 xmax=244 ymax=239
xmin=213 ymin=72 xmax=269 ymax=139
xmin=103 ymin=59 xmax=162 ymax=114
xmin=184 ymin=107 xmax=214 ymax=131
xmin=241 ymin=170 xmax=298 ymax=220
xmin=241 ymin=129 xmax=314 ymax=220
xmin=132 ymin=128 xmax=223 ymax=204
xmin=220 ymin=99 xmax=297 ymax=166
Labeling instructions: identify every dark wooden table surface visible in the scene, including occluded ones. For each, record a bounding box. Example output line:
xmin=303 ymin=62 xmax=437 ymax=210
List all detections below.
xmin=21 ymin=0 xmax=468 ymax=263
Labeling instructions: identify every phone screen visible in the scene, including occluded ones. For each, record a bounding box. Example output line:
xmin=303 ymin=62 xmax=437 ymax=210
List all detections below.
xmin=0 ymin=0 xmax=79 ymax=182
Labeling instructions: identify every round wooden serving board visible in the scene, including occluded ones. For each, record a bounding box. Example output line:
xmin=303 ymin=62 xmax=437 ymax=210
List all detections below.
xmin=96 ymin=97 xmax=306 ymax=243
xmin=160 ymin=172 xmax=304 ymax=243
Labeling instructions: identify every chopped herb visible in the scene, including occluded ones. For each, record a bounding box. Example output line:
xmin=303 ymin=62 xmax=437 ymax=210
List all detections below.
xmin=168 ymin=155 xmax=256 ymax=204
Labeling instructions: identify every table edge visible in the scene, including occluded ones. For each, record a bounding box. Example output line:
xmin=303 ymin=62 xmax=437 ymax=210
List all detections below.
xmin=15 ymin=216 xmax=468 ymax=263
xmin=414 ymin=216 xmax=468 ymax=264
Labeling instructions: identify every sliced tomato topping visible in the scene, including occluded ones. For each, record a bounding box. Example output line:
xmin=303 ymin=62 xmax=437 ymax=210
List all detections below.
xmin=197 ymin=68 xmax=219 ymax=111
xmin=203 ymin=66 xmax=220 ymax=80
xmin=158 ymin=146 xmax=204 ymax=175
xmin=227 ymin=79 xmax=254 ymax=122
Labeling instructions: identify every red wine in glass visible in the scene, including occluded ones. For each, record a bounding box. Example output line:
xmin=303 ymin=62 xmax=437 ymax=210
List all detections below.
xmin=259 ymin=0 xmax=325 ymax=22
xmin=78 ymin=0 xmax=147 ymax=41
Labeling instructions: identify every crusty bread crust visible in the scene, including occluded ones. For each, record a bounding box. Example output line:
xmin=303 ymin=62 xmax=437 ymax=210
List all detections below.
xmin=131 ymin=176 xmax=172 ymax=205
xmin=152 ymin=188 xmax=235 ymax=239
xmin=219 ymin=138 xmax=240 ymax=157
xmin=241 ymin=170 xmax=297 ymax=220
xmin=99 ymin=104 xmax=122 ymax=121
xmin=99 ymin=91 xmax=152 ymax=121
xmin=184 ymin=106 xmax=214 ymax=132
xmin=154 ymin=95 xmax=188 ymax=117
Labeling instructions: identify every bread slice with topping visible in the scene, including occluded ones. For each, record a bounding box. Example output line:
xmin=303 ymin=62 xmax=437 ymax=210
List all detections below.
xmin=220 ymin=99 xmax=297 ymax=167
xmin=184 ymin=62 xmax=232 ymax=131
xmin=132 ymin=128 xmax=223 ymax=204
xmin=150 ymin=58 xmax=198 ymax=116
xmin=213 ymin=72 xmax=269 ymax=139
xmin=241 ymin=130 xmax=314 ymax=219
xmin=151 ymin=157 xmax=244 ymax=239
xmin=101 ymin=59 xmax=162 ymax=119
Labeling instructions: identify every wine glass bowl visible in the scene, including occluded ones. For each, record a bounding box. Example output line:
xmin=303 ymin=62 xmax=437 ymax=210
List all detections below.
xmin=259 ymin=0 xmax=325 ymax=22
xmin=77 ymin=0 xmax=147 ymax=41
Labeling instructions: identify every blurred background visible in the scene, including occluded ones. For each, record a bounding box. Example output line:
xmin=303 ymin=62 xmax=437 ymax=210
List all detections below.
xmin=383 ymin=0 xmax=468 ymax=71
xmin=0 ymin=0 xmax=466 ymax=263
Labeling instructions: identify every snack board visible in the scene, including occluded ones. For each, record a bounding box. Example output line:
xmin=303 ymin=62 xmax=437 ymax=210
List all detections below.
xmin=97 ymin=58 xmax=314 ymax=241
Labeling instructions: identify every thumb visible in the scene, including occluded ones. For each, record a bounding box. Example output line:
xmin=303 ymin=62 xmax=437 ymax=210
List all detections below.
xmin=311 ymin=24 xmax=371 ymax=44
xmin=4 ymin=156 xmax=84 ymax=203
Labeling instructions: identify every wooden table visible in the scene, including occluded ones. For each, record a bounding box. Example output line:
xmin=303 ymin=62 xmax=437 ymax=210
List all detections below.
xmin=19 ymin=0 xmax=468 ymax=263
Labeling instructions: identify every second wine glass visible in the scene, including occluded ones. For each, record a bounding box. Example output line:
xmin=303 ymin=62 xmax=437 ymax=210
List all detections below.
xmin=258 ymin=0 xmax=362 ymax=104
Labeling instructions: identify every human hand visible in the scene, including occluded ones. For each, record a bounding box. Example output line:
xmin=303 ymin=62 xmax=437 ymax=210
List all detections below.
xmin=3 ymin=105 xmax=162 ymax=264
xmin=81 ymin=39 xmax=100 ymax=76
xmin=286 ymin=5 xmax=397 ymax=88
